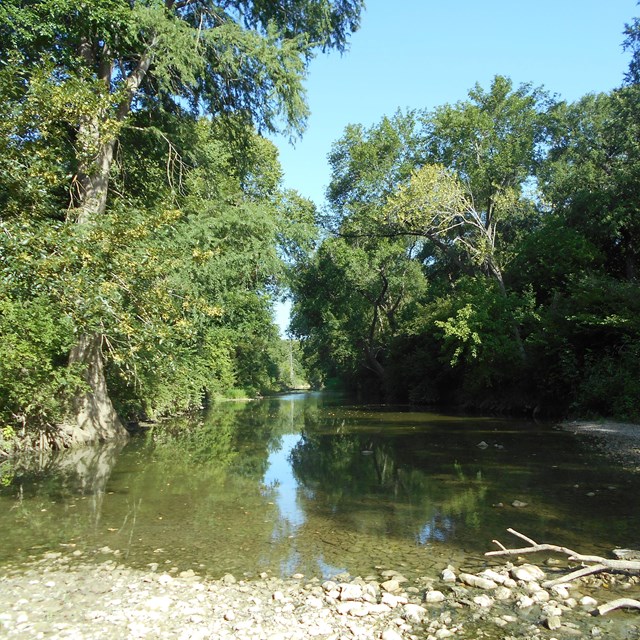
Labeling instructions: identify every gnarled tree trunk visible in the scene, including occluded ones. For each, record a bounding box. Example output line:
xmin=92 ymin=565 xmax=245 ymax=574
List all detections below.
xmin=62 ymin=39 xmax=155 ymax=445
xmin=68 ymin=334 xmax=128 ymax=443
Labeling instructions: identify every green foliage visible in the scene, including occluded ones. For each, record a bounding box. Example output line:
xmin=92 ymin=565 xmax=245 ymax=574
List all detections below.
xmin=541 ymin=86 xmax=640 ymax=280
xmin=0 ymin=0 xmax=364 ymax=444
xmin=0 ymin=296 xmax=81 ymax=435
xmin=292 ymin=66 xmax=640 ymax=419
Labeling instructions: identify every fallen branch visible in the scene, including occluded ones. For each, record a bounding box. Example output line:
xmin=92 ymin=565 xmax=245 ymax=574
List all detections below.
xmin=486 ymin=528 xmax=640 ymax=587
xmin=596 ymin=598 xmax=640 ymax=616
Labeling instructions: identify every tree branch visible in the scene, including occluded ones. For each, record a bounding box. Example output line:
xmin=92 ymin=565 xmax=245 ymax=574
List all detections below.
xmin=486 ymin=528 xmax=640 ymax=589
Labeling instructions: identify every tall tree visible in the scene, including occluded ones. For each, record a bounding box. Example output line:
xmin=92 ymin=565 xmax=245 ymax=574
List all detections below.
xmin=0 ymin=0 xmax=363 ymax=443
xmin=540 ymin=87 xmax=640 ymax=281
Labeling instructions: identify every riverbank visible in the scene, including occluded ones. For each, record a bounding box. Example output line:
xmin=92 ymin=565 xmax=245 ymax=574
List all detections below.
xmin=1 ymin=547 xmax=639 ymax=640
xmin=561 ymin=420 xmax=640 ymax=471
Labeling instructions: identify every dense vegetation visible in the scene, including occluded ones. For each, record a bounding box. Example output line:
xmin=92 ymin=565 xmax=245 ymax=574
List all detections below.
xmin=2 ymin=4 xmax=640 ymax=456
xmin=290 ymin=23 xmax=640 ymax=420
xmin=0 ymin=0 xmax=363 ymax=451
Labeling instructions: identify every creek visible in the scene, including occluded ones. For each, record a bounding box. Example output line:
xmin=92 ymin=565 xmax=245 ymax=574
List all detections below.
xmin=1 ymin=392 xmax=639 ymax=581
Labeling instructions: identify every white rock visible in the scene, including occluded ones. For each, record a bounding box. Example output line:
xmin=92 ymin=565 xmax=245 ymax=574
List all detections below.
xmin=403 ymin=603 xmax=427 ymax=623
xmin=322 ymin=580 xmax=337 ymax=592
xmin=146 ymin=595 xmax=172 ymax=611
xmin=441 ymin=568 xmax=456 ymax=582
xmin=157 ymin=574 xmax=173 ymax=585
xmin=477 ymin=441 xmax=489 ymax=449
xmin=494 ymin=586 xmax=512 ymax=600
xmin=339 ymin=583 xmax=363 ymax=601
xmin=511 ymin=564 xmax=545 ymax=582
xmin=128 ymin=622 xmax=150 ymax=638
xmin=546 ymin=615 xmax=562 ymax=630
xmin=580 ymin=596 xmax=598 ymax=608
xmin=551 ymin=585 xmax=570 ymax=599
xmin=473 ymin=594 xmax=494 ymax=608
xmin=517 ymin=595 xmax=535 ymax=608
xmin=366 ymin=603 xmax=391 ymax=615
xmin=381 ymin=592 xmax=401 ymax=608
xmin=380 ymin=579 xmax=401 ymax=593
xmin=306 ymin=596 xmax=323 ymax=609
xmin=459 ymin=573 xmax=497 ymax=590
xmin=363 ymin=583 xmax=378 ymax=600
xmin=512 ymin=500 xmax=528 ymax=508
xmin=533 ymin=590 xmax=550 ymax=603
xmin=478 ymin=569 xmax=507 ymax=584
xmin=425 ymin=590 xmax=446 ymax=603
xmin=435 ymin=630 xmax=454 ymax=639
xmin=381 ymin=629 xmax=403 ymax=640
xmin=348 ymin=604 xmax=369 ymax=617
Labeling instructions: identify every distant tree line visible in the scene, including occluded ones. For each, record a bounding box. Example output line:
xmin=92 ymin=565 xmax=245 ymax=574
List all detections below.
xmin=290 ymin=17 xmax=640 ymax=420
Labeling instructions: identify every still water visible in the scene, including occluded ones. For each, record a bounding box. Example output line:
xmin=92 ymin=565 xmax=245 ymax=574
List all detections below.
xmin=1 ymin=393 xmax=639 ymax=580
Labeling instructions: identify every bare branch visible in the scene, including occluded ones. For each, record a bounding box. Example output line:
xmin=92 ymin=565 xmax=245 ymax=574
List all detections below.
xmin=597 ymin=598 xmax=640 ymax=616
xmin=487 ymin=529 xmax=640 ymax=588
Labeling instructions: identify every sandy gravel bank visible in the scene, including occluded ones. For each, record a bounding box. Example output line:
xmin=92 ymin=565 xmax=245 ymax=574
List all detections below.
xmin=561 ymin=420 xmax=640 ymax=470
xmin=2 ymin=549 xmax=640 ymax=640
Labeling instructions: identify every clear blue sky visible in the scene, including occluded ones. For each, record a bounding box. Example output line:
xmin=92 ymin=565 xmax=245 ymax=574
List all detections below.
xmin=272 ymin=0 xmax=636 ymax=334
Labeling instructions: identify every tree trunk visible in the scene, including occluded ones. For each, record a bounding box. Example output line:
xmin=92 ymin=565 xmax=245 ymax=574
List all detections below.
xmin=68 ymin=333 xmax=129 ymax=443
xmin=63 ymin=41 xmax=155 ymax=444
xmin=74 ymin=136 xmax=116 ymax=221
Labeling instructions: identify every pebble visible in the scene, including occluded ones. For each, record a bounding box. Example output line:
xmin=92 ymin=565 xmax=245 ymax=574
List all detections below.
xmin=580 ymin=596 xmax=598 ymax=608
xmin=380 ymin=579 xmax=402 ymax=593
xmin=459 ymin=573 xmax=497 ymax=590
xmin=425 ymin=590 xmax=446 ymax=603
xmin=546 ymin=615 xmax=562 ymax=630
xmin=473 ymin=594 xmax=494 ymax=608
xmin=441 ymin=567 xmax=456 ymax=582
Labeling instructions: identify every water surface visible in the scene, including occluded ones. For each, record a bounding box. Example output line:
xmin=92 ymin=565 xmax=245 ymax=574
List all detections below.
xmin=1 ymin=393 xmax=638 ymax=580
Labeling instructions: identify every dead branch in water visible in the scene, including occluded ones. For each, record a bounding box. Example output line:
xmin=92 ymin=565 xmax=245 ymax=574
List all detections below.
xmin=486 ymin=528 xmax=640 ymax=588
xmin=596 ymin=598 xmax=640 ymax=616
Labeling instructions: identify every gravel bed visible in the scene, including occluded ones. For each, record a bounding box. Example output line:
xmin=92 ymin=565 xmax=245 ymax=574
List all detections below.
xmin=2 ymin=548 xmax=640 ymax=640
xmin=561 ymin=421 xmax=640 ymax=470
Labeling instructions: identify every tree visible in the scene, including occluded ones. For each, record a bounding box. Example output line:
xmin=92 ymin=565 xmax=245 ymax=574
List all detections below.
xmin=325 ymin=110 xmax=422 ymax=232
xmin=0 ymin=0 xmax=364 ymax=444
xmin=291 ymin=112 xmax=425 ymax=396
xmin=418 ymin=76 xmax=550 ymax=277
xmin=540 ymin=87 xmax=640 ymax=281
xmin=623 ymin=7 xmax=640 ymax=85
xmin=291 ymin=234 xmax=425 ymax=396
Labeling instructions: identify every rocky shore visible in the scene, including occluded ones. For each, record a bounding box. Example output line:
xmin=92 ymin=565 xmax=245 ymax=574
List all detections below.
xmin=2 ymin=547 xmax=640 ymax=640
xmin=561 ymin=420 xmax=640 ymax=471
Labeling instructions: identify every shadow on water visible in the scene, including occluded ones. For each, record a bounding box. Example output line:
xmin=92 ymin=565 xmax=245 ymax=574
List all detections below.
xmin=1 ymin=392 xmax=639 ymax=579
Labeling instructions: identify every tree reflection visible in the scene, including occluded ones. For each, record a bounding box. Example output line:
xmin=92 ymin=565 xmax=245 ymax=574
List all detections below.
xmin=288 ymin=427 xmax=489 ymax=549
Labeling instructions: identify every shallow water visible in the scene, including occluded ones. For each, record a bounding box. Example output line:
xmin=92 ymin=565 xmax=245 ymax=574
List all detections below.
xmin=1 ymin=392 xmax=639 ymax=580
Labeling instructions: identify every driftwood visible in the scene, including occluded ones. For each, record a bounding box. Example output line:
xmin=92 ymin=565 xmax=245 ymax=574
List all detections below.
xmin=595 ymin=598 xmax=640 ymax=616
xmin=486 ymin=528 xmax=640 ymax=590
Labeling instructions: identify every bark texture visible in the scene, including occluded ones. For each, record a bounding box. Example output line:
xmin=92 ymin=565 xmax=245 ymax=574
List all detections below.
xmin=68 ymin=334 xmax=129 ymax=443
